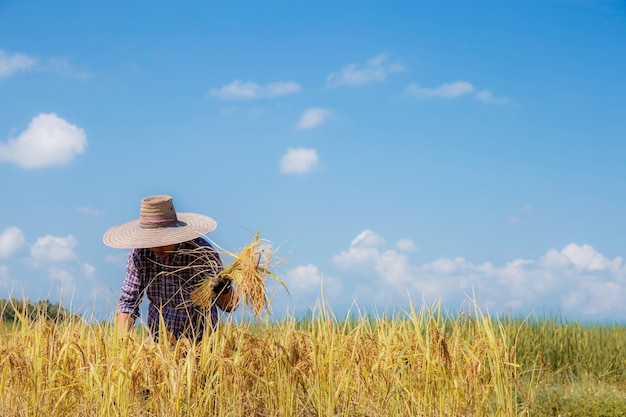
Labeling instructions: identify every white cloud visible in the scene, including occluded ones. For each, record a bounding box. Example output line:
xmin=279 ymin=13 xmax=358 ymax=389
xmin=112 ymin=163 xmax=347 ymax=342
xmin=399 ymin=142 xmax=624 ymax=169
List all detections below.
xmin=279 ymin=148 xmax=320 ymax=174
xmin=83 ymin=263 xmax=96 ymax=280
xmin=0 ymin=50 xmax=89 ymax=80
xmin=327 ymin=53 xmax=405 ymax=87
xmin=211 ymin=80 xmax=257 ymax=99
xmin=396 ymin=238 xmax=419 ymax=253
xmin=30 ymin=235 xmax=78 ymax=263
xmin=263 ymin=81 xmax=301 ymax=97
xmin=539 ymin=249 xmax=570 ymax=270
xmin=351 ymin=230 xmax=385 ymax=248
xmin=562 ymin=281 xmax=626 ymax=315
xmin=209 ymin=80 xmax=301 ymax=100
xmin=333 ymin=231 xmax=411 ymax=285
xmin=327 ymin=231 xmax=626 ymax=319
xmin=375 ymin=250 xmax=412 ymax=286
xmin=296 ymin=107 xmax=332 ymax=130
xmin=561 ymin=243 xmax=619 ymax=271
xmin=406 ymin=81 xmax=474 ymax=99
xmin=0 ymin=50 xmax=37 ymax=78
xmin=475 ymin=90 xmax=510 ymax=105
xmin=284 ymin=264 xmax=343 ymax=297
xmin=286 ymin=264 xmax=322 ymax=291
xmin=426 ymin=257 xmax=463 ymax=275
xmin=333 ymin=245 xmax=379 ymax=273
xmin=0 ymin=227 xmax=26 ymax=258
xmin=0 ymin=113 xmax=87 ymax=169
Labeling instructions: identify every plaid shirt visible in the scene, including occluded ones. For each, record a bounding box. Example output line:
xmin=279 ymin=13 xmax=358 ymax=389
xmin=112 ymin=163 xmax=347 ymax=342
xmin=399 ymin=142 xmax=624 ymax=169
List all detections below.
xmin=117 ymin=237 xmax=222 ymax=342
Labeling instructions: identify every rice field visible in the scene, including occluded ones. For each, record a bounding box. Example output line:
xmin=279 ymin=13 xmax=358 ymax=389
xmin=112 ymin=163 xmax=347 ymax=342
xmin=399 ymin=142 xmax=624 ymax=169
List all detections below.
xmin=2 ymin=300 xmax=626 ymax=417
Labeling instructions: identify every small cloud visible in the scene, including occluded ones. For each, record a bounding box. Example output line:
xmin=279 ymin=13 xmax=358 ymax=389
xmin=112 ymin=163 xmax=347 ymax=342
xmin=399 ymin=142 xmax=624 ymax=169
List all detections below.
xmin=0 ymin=49 xmax=37 ymax=79
xmin=327 ymin=53 xmax=405 ymax=87
xmin=475 ymin=90 xmax=511 ymax=105
xmin=562 ymin=281 xmax=626 ymax=315
xmin=209 ymin=80 xmax=301 ymax=100
xmin=332 ymin=231 xmax=382 ymax=274
xmin=279 ymin=148 xmax=320 ymax=174
xmin=351 ymin=230 xmax=385 ymax=249
xmin=0 ymin=227 xmax=26 ymax=258
xmin=0 ymin=50 xmax=89 ymax=80
xmin=30 ymin=235 xmax=78 ymax=263
xmin=0 ymin=113 xmax=87 ymax=169
xmin=263 ymin=81 xmax=301 ymax=97
xmin=330 ymin=233 xmax=626 ymax=318
xmin=285 ymin=264 xmax=342 ymax=296
xmin=396 ymin=238 xmax=419 ymax=253
xmin=286 ymin=264 xmax=322 ymax=291
xmin=83 ymin=263 xmax=96 ymax=280
xmin=333 ymin=231 xmax=414 ymax=287
xmin=406 ymin=81 xmax=474 ymax=99
xmin=561 ymin=243 xmax=618 ymax=272
xmin=210 ymin=80 xmax=257 ymax=100
xmin=296 ymin=107 xmax=332 ymax=130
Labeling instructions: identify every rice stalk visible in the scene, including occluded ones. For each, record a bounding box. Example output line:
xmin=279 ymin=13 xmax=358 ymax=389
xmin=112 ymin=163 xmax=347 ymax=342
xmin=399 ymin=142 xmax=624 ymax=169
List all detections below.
xmin=191 ymin=230 xmax=287 ymax=318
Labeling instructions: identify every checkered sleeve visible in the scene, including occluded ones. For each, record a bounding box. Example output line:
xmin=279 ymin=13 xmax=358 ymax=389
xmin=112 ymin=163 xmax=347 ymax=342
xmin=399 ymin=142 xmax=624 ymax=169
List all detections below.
xmin=117 ymin=250 xmax=145 ymax=318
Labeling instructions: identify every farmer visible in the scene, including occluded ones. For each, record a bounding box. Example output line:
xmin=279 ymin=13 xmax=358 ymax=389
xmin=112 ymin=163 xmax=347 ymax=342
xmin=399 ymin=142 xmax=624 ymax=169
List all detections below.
xmin=103 ymin=195 xmax=238 ymax=342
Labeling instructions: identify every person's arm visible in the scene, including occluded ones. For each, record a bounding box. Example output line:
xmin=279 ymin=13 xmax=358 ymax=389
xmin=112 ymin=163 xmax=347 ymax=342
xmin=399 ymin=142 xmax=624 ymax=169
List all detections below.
xmin=117 ymin=250 xmax=144 ymax=337
xmin=116 ymin=312 xmax=136 ymax=337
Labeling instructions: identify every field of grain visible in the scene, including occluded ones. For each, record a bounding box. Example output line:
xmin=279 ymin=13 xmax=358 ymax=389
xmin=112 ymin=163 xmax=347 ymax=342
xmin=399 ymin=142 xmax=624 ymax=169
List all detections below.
xmin=1 ymin=301 xmax=626 ymax=417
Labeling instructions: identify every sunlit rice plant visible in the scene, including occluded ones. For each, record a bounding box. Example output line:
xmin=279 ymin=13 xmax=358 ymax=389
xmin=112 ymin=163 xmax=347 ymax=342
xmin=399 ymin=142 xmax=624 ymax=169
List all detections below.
xmin=190 ymin=230 xmax=288 ymax=318
xmin=0 ymin=298 xmax=526 ymax=417
xmin=3 ymin=297 xmax=626 ymax=415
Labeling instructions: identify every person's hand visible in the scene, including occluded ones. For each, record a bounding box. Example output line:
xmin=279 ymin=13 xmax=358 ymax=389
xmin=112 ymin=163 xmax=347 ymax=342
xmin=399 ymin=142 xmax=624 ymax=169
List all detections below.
xmin=212 ymin=275 xmax=232 ymax=295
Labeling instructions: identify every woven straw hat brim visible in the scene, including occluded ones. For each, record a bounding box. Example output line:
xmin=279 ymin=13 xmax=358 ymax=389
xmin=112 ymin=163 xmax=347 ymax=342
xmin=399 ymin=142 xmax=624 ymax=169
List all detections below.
xmin=103 ymin=212 xmax=217 ymax=249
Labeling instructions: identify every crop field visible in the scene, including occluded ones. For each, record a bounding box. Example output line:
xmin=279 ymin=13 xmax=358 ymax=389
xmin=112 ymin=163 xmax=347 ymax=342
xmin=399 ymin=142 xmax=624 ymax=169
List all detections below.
xmin=1 ymin=301 xmax=626 ymax=417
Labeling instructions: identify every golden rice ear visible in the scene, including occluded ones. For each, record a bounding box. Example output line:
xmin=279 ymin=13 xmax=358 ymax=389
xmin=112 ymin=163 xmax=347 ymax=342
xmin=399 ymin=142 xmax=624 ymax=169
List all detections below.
xmin=191 ymin=230 xmax=288 ymax=318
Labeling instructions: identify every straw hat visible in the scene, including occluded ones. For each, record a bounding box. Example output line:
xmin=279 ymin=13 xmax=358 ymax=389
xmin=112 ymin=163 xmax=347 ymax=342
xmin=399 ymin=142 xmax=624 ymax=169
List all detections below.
xmin=103 ymin=195 xmax=217 ymax=249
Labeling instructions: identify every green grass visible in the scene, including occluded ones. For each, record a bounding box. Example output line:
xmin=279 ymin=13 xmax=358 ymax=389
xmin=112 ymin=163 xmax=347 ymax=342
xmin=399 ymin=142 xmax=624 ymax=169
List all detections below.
xmin=499 ymin=315 xmax=626 ymax=416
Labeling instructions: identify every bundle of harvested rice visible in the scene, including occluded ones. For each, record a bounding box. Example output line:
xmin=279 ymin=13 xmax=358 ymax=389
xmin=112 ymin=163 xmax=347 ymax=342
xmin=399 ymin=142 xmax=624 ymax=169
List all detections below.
xmin=191 ymin=231 xmax=287 ymax=318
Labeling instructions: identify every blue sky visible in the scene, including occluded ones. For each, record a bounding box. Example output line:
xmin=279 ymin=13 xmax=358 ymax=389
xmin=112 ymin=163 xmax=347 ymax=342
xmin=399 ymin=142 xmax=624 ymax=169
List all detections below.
xmin=0 ymin=1 xmax=625 ymax=322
